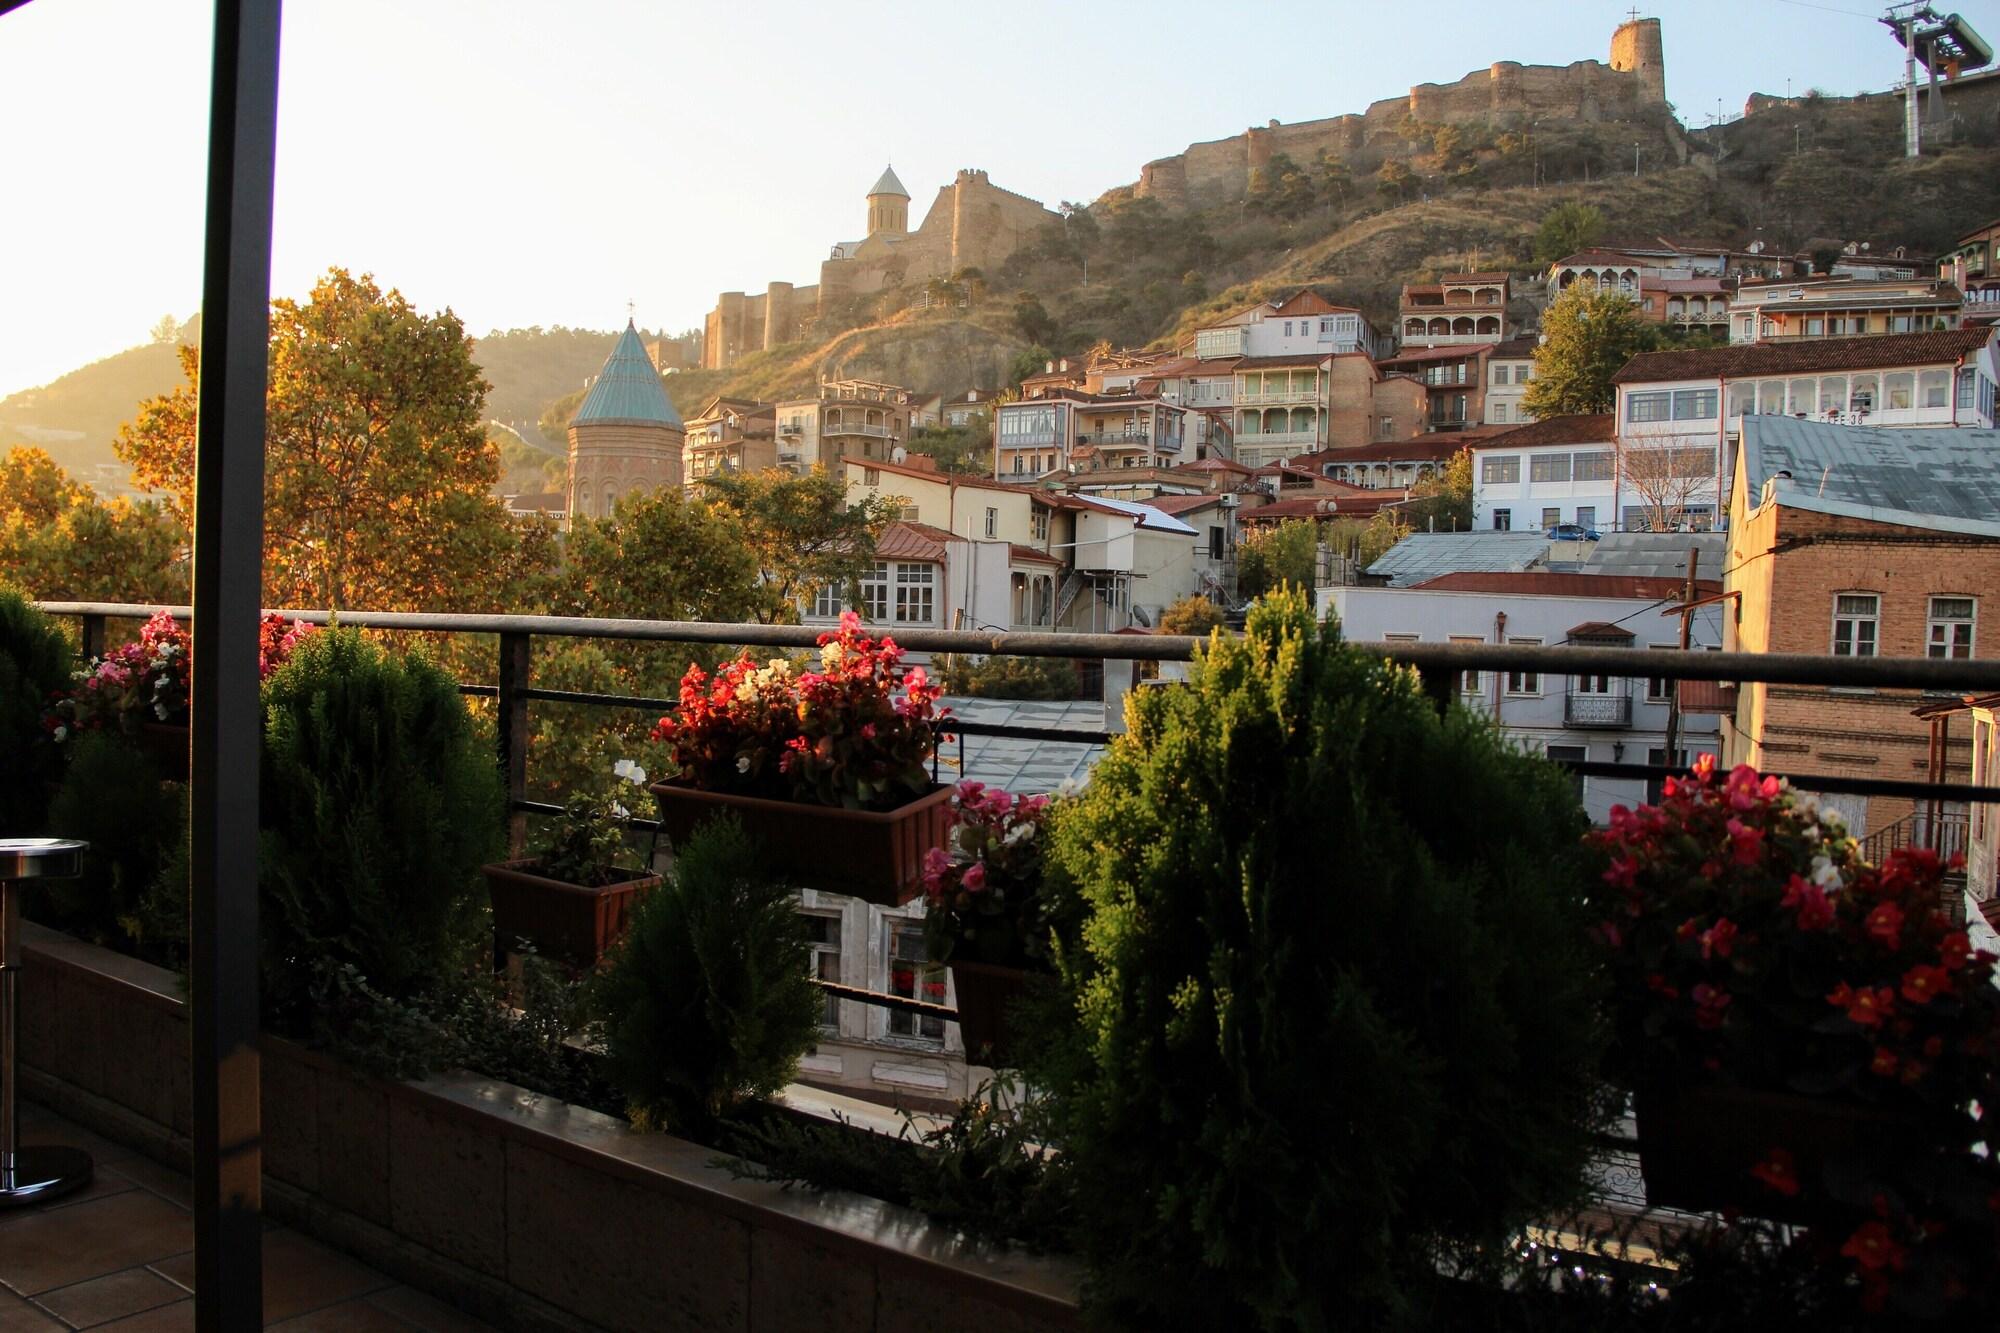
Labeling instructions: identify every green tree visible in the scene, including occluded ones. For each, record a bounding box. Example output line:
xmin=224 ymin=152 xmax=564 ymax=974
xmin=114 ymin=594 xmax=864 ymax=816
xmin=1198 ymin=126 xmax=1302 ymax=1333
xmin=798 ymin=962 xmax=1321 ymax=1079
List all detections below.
xmin=1158 ymin=595 xmax=1224 ymax=636
xmin=905 ymin=419 xmax=991 ymax=475
xmin=116 ymin=268 xmax=514 ymax=611
xmin=1235 ymin=519 xmax=1320 ymax=600
xmin=558 ymin=487 xmax=766 ymax=624
xmin=1013 ymin=293 xmax=1058 ymax=346
xmin=1313 ymin=152 xmax=1352 ymax=211
xmin=0 ymin=447 xmax=185 ymax=601
xmin=1400 ymin=448 xmax=1474 ymax=531
xmin=1375 ymin=159 xmax=1415 ymax=204
xmin=696 ymin=467 xmax=898 ymax=623
xmin=1248 ymin=151 xmax=1317 ymax=220
xmin=1523 ymin=285 xmax=1657 ymax=418
xmin=1532 ymin=200 xmax=1605 ymax=264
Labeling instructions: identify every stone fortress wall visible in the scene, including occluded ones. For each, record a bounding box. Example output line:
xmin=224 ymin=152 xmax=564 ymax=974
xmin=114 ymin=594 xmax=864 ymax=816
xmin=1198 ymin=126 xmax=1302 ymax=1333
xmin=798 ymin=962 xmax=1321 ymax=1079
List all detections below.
xmin=1136 ymin=18 xmax=1669 ymax=210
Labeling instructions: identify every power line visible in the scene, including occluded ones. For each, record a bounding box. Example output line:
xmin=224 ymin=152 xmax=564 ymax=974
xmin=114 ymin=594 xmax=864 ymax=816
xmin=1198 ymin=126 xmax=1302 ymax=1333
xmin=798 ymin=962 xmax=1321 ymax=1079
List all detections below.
xmin=1770 ymin=0 xmax=1882 ymax=18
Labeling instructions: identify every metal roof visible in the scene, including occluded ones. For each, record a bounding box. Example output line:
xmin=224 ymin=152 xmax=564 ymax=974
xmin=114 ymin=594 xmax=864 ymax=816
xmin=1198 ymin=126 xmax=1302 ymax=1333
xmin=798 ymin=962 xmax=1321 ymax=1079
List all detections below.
xmin=869 ymin=165 xmax=909 ymax=198
xmin=1366 ymin=531 xmax=1551 ymax=586
xmin=1739 ymin=416 xmax=2000 ymax=538
xmin=574 ymin=322 xmax=682 ymax=430
xmin=1583 ymin=531 xmax=1728 ymax=580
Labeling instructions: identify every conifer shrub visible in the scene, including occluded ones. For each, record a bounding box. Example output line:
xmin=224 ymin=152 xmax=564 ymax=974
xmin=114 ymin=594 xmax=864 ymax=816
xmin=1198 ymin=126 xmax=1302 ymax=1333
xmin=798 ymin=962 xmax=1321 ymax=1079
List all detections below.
xmin=35 ymin=731 xmax=183 ymax=953
xmin=258 ymin=627 xmax=502 ymax=1031
xmin=0 ymin=588 xmax=76 ymax=835
xmin=1035 ymin=588 xmax=1608 ymax=1329
xmin=590 ymin=814 xmax=820 ymax=1133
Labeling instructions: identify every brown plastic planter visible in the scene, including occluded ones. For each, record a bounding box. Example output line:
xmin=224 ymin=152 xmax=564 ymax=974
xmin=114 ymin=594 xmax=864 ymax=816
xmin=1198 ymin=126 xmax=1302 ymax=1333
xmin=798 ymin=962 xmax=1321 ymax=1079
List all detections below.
xmin=948 ymin=959 xmax=1033 ymax=1067
xmin=1634 ymin=1082 xmax=1928 ymax=1223
xmin=134 ymin=722 xmax=189 ymax=781
xmin=482 ymin=858 xmax=661 ymax=968
xmin=649 ymin=781 xmax=953 ymax=906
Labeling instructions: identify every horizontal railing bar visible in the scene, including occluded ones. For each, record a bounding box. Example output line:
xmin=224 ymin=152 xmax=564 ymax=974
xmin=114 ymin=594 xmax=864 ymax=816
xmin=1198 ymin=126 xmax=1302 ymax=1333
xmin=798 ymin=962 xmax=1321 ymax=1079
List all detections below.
xmin=1562 ymin=759 xmax=2000 ymax=804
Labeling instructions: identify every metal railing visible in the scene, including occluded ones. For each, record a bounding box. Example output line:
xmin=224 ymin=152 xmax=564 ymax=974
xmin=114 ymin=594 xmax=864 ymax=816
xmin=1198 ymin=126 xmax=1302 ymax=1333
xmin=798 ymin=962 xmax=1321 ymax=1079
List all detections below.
xmin=1564 ymin=692 xmax=1633 ymax=728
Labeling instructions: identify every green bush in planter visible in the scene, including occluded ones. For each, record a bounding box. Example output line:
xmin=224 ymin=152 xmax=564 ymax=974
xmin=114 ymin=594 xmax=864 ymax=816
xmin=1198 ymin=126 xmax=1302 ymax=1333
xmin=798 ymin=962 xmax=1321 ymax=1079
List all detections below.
xmin=35 ymin=731 xmax=183 ymax=952
xmin=1034 ymin=589 xmax=1608 ymax=1330
xmin=0 ymin=588 xmax=76 ymax=835
xmin=259 ymin=627 xmax=502 ymax=1030
xmin=591 ymin=814 xmax=820 ymax=1133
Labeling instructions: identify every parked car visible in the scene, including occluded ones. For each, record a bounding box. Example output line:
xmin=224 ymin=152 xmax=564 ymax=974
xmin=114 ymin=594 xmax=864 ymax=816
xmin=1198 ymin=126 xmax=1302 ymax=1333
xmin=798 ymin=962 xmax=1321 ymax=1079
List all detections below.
xmin=1545 ymin=523 xmax=1601 ymax=542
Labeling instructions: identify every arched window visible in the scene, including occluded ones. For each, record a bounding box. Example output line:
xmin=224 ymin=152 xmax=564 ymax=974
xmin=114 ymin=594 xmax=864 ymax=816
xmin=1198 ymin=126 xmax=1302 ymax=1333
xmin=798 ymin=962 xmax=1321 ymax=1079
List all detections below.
xmin=1405 ymin=319 xmax=1424 ymax=336
xmin=601 ymin=483 xmax=617 ymax=516
xmin=1475 ymin=316 xmax=1499 ymax=334
xmin=1667 ymin=298 xmax=1685 ymax=318
xmin=1475 ymin=288 xmax=1500 ymax=306
xmin=1428 ymin=318 xmax=1449 ymax=336
xmin=1451 ymin=317 xmax=1475 ymax=336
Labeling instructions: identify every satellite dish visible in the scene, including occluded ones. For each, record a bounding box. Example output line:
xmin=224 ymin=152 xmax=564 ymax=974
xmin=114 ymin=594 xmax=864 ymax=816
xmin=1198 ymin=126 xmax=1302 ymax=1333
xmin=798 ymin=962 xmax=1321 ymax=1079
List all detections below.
xmin=891 ymin=446 xmax=908 ymax=464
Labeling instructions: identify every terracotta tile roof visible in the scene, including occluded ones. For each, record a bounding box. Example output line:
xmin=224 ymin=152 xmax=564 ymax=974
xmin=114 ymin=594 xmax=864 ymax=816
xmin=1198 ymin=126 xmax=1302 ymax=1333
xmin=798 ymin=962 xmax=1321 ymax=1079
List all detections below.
xmin=1271 ymin=289 xmax=1360 ymax=316
xmin=1291 ymin=436 xmax=1468 ymax=466
xmin=1491 ymin=335 xmax=1541 ymax=358
xmin=1641 ymin=277 xmax=1730 ymax=294
xmin=1377 ymin=343 xmax=1494 ymax=366
xmin=848 ymin=456 xmax=1033 ymax=495
xmin=1174 ymin=457 xmax=1256 ymax=475
xmin=1007 ymin=543 xmax=1063 ymax=566
xmin=1410 ymin=571 xmax=1721 ymax=598
xmin=1568 ymin=620 xmax=1635 ymax=641
xmin=1474 ymin=414 xmax=1615 ymax=448
xmin=1611 ymin=329 xmax=1993 ymax=383
xmin=875 ymin=521 xmax=953 ymax=562
xmin=1144 ymin=493 xmax=1228 ymax=515
xmin=1232 ymin=353 xmax=1333 ymax=370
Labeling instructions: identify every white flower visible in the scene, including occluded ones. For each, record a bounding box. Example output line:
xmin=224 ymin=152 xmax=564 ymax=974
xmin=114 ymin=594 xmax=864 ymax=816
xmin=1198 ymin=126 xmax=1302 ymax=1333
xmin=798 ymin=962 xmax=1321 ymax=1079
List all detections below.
xmin=1004 ymin=821 xmax=1035 ymax=845
xmin=52 ymin=725 xmax=67 ymax=743
xmin=1054 ymin=776 xmax=1083 ymax=798
xmin=610 ymin=801 xmax=629 ymax=820
xmin=736 ymin=755 xmax=752 ymax=774
xmin=612 ymin=758 xmax=647 ymax=787
xmin=1811 ymin=855 xmax=1843 ymax=889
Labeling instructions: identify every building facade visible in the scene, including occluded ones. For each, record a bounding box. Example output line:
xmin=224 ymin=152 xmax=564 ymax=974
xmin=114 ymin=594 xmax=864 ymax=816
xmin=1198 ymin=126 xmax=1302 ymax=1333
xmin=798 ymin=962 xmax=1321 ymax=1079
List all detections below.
xmin=1729 ymin=277 xmax=1963 ymax=345
xmin=1471 ymin=414 xmax=1619 ymax=533
xmin=774 ymin=379 xmax=913 ymax=471
xmin=1397 ymin=272 xmax=1511 ymax=348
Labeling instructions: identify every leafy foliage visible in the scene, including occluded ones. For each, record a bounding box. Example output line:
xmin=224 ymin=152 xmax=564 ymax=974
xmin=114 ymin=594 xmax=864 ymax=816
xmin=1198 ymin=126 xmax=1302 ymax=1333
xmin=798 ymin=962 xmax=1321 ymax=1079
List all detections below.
xmin=1157 ymin=595 xmax=1224 ymax=637
xmin=1234 ymin=519 xmax=1319 ymax=600
xmin=1524 ymin=286 xmax=1657 ymax=418
xmin=1532 ymin=200 xmax=1605 ymax=264
xmin=1400 ymin=447 xmax=1475 ymax=532
xmin=33 ymin=731 xmax=183 ymax=954
xmin=258 ymin=627 xmax=503 ymax=1032
xmin=694 ymin=468 xmax=899 ymax=623
xmin=0 ymin=446 xmax=184 ymax=601
xmin=935 ymin=653 xmax=1080 ymax=701
xmin=1031 ymin=590 xmax=1607 ymax=1328
xmin=0 ymin=587 xmax=75 ymax=835
xmin=590 ymin=814 xmax=820 ymax=1132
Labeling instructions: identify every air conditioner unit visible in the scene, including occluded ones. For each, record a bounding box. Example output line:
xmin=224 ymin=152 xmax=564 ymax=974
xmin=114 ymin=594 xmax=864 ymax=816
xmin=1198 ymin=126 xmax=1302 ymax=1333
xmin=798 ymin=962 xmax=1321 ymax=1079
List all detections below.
xmin=1218 ymin=492 xmax=1241 ymax=508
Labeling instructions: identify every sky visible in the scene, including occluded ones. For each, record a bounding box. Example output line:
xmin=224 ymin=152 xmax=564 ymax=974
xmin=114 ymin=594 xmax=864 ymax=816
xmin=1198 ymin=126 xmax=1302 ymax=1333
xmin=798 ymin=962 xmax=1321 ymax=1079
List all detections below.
xmin=1 ymin=0 xmax=1992 ymax=399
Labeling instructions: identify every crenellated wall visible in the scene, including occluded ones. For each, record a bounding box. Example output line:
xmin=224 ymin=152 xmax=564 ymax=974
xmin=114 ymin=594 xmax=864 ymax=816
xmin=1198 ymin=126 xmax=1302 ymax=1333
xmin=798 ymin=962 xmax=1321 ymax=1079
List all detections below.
xmin=1134 ymin=18 xmax=1670 ymax=209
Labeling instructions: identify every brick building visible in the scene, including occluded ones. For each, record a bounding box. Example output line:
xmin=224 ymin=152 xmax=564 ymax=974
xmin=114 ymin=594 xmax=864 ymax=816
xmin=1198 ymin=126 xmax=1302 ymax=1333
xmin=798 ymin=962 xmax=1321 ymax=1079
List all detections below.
xmin=1722 ymin=416 xmax=2000 ymax=837
xmin=565 ymin=320 xmax=685 ymax=522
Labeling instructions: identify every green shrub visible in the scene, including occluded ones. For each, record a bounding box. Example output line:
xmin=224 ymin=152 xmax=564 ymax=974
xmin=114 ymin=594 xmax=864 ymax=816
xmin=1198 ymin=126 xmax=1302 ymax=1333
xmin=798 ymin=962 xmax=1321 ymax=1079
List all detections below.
xmin=936 ymin=653 xmax=1080 ymax=701
xmin=258 ymin=627 xmax=503 ymax=1031
xmin=34 ymin=731 xmax=183 ymax=953
xmin=0 ymin=589 xmax=76 ymax=835
xmin=1034 ymin=589 xmax=1607 ymax=1329
xmin=591 ymin=814 xmax=820 ymax=1132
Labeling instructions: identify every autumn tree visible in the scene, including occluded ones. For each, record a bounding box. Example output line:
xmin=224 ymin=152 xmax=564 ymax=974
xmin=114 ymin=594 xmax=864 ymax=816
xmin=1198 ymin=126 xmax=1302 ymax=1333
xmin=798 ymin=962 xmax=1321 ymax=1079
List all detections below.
xmin=1523 ymin=286 xmax=1657 ymax=418
xmin=1158 ymin=595 xmax=1224 ymax=636
xmin=1400 ymin=447 xmax=1474 ymax=532
xmin=1375 ymin=159 xmax=1415 ymax=204
xmin=695 ymin=467 xmax=899 ymax=622
xmin=1236 ymin=520 xmax=1321 ymax=600
xmin=1618 ymin=438 xmax=1717 ymax=533
xmin=1532 ymin=200 xmax=1605 ymax=264
xmin=0 ymin=446 xmax=184 ymax=601
xmin=116 ymin=268 xmax=513 ymax=611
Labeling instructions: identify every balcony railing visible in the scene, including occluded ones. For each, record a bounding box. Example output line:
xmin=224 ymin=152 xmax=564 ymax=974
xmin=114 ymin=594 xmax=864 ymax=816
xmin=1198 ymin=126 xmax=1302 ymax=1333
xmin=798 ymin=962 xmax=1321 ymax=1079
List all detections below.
xmin=1081 ymin=429 xmax=1151 ymax=446
xmin=824 ymin=422 xmax=894 ymax=438
xmin=1237 ymin=387 xmax=1321 ymax=405
xmin=1565 ymin=692 xmax=1633 ymax=727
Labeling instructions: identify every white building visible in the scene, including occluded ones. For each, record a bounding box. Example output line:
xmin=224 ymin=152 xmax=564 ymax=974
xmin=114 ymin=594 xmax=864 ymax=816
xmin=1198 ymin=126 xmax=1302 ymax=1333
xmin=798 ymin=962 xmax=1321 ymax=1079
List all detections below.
xmin=1194 ymin=289 xmax=1384 ymax=361
xmin=1484 ymin=335 xmax=1539 ymax=425
xmin=1729 ymin=277 xmax=1964 ymax=345
xmin=1471 ymin=414 xmax=1618 ymax=533
xmin=1323 ymin=571 xmax=1724 ymax=823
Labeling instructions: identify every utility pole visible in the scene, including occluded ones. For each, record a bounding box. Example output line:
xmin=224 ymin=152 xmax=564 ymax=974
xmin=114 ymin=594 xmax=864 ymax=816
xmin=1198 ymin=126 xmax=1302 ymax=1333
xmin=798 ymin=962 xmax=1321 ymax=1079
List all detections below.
xmin=1664 ymin=546 xmax=1698 ymax=767
xmin=1634 ymin=142 xmax=1641 ymax=176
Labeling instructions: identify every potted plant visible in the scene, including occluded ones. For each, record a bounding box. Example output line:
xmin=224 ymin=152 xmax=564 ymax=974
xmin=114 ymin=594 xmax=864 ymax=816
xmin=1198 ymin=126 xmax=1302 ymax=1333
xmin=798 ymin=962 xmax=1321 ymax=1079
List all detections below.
xmin=1591 ymin=756 xmax=2000 ymax=1315
xmin=648 ymin=611 xmax=952 ymax=904
xmin=484 ymin=759 xmax=661 ymax=969
xmin=919 ymin=781 xmax=1057 ymax=1064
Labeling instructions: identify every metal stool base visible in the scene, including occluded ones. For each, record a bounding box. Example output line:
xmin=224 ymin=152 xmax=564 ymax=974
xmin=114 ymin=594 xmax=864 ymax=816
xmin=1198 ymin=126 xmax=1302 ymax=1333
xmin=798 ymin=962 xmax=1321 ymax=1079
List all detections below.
xmin=0 ymin=1145 xmax=94 ymax=1207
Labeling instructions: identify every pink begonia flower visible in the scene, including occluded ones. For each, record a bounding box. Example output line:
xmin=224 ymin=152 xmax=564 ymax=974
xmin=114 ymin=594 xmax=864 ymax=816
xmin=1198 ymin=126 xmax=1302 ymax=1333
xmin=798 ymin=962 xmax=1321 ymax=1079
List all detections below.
xmin=960 ymin=861 xmax=987 ymax=893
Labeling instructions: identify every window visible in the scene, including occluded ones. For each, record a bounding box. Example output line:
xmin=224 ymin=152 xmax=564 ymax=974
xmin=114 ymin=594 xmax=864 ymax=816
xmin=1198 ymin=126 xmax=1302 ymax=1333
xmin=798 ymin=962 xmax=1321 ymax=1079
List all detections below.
xmin=1849 ymin=374 xmax=1878 ymax=414
xmin=1575 ymin=505 xmax=1596 ymax=529
xmin=1572 ymin=451 xmax=1614 ymax=482
xmin=1626 ymin=391 xmax=1672 ymax=423
xmin=860 ymin=562 xmax=890 ymax=621
xmin=1506 ymin=638 xmax=1541 ymax=695
xmin=1668 ymin=447 xmax=1716 ymax=479
xmin=1573 ymin=671 xmax=1612 ymax=694
xmin=1541 ymin=507 xmax=1562 ymax=529
xmin=1928 ymin=596 xmax=1975 ymax=659
xmin=1546 ymin=743 xmax=1587 ymax=801
xmin=1727 ymin=382 xmax=1756 ymax=419
xmin=1032 ymin=507 xmax=1050 ymax=541
xmin=1492 ymin=508 xmax=1512 ymax=531
xmin=863 ymin=467 xmax=880 ymax=485
xmin=1832 ymin=593 xmax=1879 ymax=657
xmin=1481 ymin=455 xmax=1520 ymax=484
xmin=1885 ymin=372 xmax=1914 ymax=410
xmin=1647 ymin=648 xmax=1674 ymax=702
xmin=1671 ymin=388 xmax=1719 ymax=420
xmin=1961 ymin=368 xmax=1979 ymax=410
xmin=887 ymin=925 xmax=945 ymax=1042
xmin=811 ymin=583 xmax=841 ymax=618
xmin=1919 ymin=369 xmax=1949 ymax=409
xmin=1529 ymin=454 xmax=1571 ymax=483
xmin=1207 ymin=525 xmax=1225 ymax=561
xmin=1804 ymin=317 xmax=1823 ymax=336
xmin=894 ymin=563 xmax=935 ymax=623
xmin=1493 ymin=403 xmax=1508 ymax=423
xmin=984 ymin=506 xmax=998 ymax=537
xmin=802 ymin=913 xmax=841 ymax=1029
xmin=1450 ymin=635 xmax=1484 ymax=694
xmin=1012 ymin=454 xmax=1024 ymax=474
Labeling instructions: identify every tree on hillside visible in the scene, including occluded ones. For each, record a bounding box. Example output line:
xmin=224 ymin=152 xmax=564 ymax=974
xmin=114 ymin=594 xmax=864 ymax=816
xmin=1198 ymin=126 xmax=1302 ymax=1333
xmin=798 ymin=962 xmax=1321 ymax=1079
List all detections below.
xmin=115 ymin=267 xmax=512 ymax=611
xmin=1314 ymin=152 xmax=1352 ymax=213
xmin=1013 ymin=293 xmax=1058 ymax=347
xmin=906 ymin=419 xmax=991 ymax=476
xmin=1522 ymin=286 xmax=1656 ymax=419
xmin=0 ymin=446 xmax=184 ymax=601
xmin=1532 ymin=201 xmax=1605 ymax=264
xmin=1375 ymin=160 xmax=1415 ymax=205
xmin=695 ymin=468 xmax=899 ymax=623
xmin=149 ymin=315 xmax=182 ymax=345
xmin=558 ymin=488 xmax=765 ymax=623
xmin=1248 ymin=152 xmax=1317 ymax=220
xmin=1400 ymin=448 xmax=1474 ymax=532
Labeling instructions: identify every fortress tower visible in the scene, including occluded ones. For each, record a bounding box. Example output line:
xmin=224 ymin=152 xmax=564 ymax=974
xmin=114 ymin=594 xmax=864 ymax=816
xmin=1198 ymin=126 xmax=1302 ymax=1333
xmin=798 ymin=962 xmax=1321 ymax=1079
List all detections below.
xmin=566 ymin=320 xmax=685 ymax=523
xmin=866 ymin=165 xmax=909 ymax=238
xmin=1609 ymin=15 xmax=1667 ymax=106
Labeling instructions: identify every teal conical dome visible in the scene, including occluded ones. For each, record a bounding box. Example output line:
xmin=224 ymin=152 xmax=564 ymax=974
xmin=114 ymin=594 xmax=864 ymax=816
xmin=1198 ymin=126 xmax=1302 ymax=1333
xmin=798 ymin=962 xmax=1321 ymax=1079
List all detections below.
xmin=575 ymin=321 xmax=682 ymax=429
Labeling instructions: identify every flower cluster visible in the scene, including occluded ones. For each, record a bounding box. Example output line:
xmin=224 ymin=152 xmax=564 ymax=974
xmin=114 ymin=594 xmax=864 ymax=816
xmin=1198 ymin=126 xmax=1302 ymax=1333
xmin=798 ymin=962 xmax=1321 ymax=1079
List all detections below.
xmin=45 ymin=612 xmax=315 ymax=744
xmin=534 ymin=759 xmax=650 ymax=888
xmin=919 ymin=782 xmax=1056 ymax=966
xmin=1590 ymin=755 xmax=2000 ymax=1313
xmin=650 ymin=611 xmax=945 ymax=812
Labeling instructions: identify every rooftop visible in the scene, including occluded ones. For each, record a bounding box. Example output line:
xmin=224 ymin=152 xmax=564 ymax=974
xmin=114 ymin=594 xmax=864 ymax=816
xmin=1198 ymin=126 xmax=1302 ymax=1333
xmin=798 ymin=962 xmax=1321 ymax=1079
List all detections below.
xmin=1365 ymin=531 xmax=1553 ymax=585
xmin=1476 ymin=414 xmax=1616 ymax=449
xmin=1409 ymin=570 xmax=1721 ymax=599
xmin=1739 ymin=416 xmax=2000 ymax=538
xmin=1611 ymin=329 xmax=1993 ymax=383
xmin=573 ymin=321 xmax=684 ymax=430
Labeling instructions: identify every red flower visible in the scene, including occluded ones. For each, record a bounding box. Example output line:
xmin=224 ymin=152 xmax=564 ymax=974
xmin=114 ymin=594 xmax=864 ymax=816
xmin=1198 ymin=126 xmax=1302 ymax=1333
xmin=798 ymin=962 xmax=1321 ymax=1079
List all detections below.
xmin=1691 ymin=983 xmax=1731 ymax=1029
xmin=1724 ymin=818 xmax=1763 ymax=865
xmin=1750 ymin=1148 xmax=1800 ymax=1197
xmin=1841 ymin=1221 xmax=1907 ymax=1273
xmin=1870 ymin=1046 xmax=1899 ymax=1077
xmin=1699 ymin=917 xmax=1738 ymax=961
xmin=1864 ymin=902 xmax=1904 ymax=949
xmin=1829 ymin=982 xmax=1895 ymax=1028
xmin=1781 ymin=874 xmax=1836 ymax=931
xmin=1899 ymin=964 xmax=1951 ymax=1006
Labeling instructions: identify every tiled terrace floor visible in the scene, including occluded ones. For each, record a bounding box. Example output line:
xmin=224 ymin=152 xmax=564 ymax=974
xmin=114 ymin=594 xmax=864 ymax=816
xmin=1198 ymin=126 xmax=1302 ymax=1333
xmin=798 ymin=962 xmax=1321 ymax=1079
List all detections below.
xmin=0 ymin=1102 xmax=490 ymax=1331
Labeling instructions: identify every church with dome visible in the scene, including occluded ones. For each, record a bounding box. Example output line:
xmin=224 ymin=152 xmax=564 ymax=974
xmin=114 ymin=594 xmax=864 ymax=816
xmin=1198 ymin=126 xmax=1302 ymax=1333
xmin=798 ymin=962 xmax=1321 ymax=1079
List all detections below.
xmin=565 ymin=319 xmax=685 ymax=522
xmin=701 ymin=165 xmax=1060 ymax=369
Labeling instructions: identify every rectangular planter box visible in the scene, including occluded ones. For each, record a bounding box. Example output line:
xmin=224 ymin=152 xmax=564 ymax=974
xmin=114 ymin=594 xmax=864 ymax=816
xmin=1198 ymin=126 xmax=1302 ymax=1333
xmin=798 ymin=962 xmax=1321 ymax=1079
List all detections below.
xmin=650 ymin=781 xmax=953 ymax=905
xmin=483 ymin=859 xmax=659 ymax=968
xmin=17 ymin=920 xmax=1080 ymax=1333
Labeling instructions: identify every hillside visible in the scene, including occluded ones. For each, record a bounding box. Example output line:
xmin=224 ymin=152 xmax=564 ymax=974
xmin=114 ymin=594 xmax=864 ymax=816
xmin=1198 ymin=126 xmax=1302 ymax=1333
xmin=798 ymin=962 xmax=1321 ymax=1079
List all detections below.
xmin=468 ymin=326 xmax=621 ymax=444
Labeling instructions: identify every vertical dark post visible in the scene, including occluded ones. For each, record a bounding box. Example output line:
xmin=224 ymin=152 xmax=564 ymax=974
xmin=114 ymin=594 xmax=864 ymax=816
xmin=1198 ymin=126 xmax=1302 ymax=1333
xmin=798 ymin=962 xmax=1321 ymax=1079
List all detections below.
xmin=497 ymin=631 xmax=531 ymax=856
xmin=1664 ymin=547 xmax=1697 ymax=770
xmin=1417 ymin=665 xmax=1454 ymax=718
xmin=188 ymin=1 xmax=281 ymax=1327
xmin=78 ymin=613 xmax=106 ymax=664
